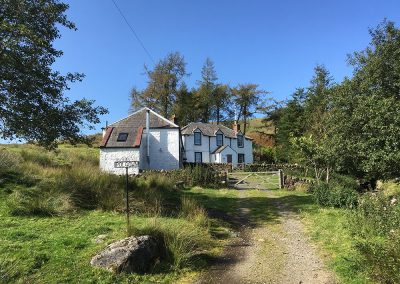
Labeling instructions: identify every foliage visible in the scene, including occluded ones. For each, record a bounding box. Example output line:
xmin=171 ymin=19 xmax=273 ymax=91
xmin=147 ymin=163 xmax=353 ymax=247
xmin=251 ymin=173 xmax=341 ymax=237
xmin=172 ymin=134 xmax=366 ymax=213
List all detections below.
xmin=349 ymin=192 xmax=400 ymax=283
xmin=0 ymin=0 xmax=107 ymax=149
xmin=232 ymin=84 xmax=268 ymax=134
xmin=310 ymin=183 xmax=358 ymax=208
xmin=130 ymin=52 xmax=188 ymax=118
xmin=196 ymin=58 xmax=218 ymax=122
xmin=325 ymin=20 xmax=400 ymax=182
xmin=253 ymin=146 xmax=276 ymax=163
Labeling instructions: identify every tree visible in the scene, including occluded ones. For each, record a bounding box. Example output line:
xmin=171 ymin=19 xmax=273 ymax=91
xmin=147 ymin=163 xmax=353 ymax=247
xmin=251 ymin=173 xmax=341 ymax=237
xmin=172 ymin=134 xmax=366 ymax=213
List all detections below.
xmin=212 ymin=84 xmax=231 ymax=124
xmin=173 ymin=83 xmax=197 ymax=126
xmin=303 ymin=65 xmax=333 ymax=139
xmin=232 ymin=84 xmax=267 ymax=134
xmin=0 ymin=0 xmax=107 ymax=149
xmin=326 ymin=20 xmax=400 ymax=184
xmin=273 ymin=89 xmax=306 ymax=162
xmin=196 ymin=58 xmax=218 ymax=122
xmin=130 ymin=52 xmax=188 ymax=117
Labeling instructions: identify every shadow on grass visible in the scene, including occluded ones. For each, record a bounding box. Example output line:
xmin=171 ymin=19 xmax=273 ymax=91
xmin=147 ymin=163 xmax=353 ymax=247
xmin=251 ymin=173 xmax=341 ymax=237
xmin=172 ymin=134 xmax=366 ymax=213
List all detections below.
xmin=184 ymin=189 xmax=315 ymax=229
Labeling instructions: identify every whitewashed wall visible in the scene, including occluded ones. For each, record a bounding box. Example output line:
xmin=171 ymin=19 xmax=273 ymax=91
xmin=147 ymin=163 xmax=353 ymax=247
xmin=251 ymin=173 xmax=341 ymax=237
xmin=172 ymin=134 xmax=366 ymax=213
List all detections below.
xmin=183 ymin=133 xmax=253 ymax=165
xmin=140 ymin=128 xmax=180 ymax=170
xmin=99 ymin=148 xmax=140 ymax=175
xmin=220 ymin=147 xmax=238 ymax=164
xmin=183 ymin=134 xmax=211 ymax=163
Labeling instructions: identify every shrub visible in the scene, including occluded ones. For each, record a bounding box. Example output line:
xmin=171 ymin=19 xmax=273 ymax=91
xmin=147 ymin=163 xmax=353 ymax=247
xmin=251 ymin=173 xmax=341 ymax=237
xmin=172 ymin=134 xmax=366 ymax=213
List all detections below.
xmin=349 ymin=192 xmax=400 ymax=283
xmin=311 ymin=183 xmax=358 ymax=208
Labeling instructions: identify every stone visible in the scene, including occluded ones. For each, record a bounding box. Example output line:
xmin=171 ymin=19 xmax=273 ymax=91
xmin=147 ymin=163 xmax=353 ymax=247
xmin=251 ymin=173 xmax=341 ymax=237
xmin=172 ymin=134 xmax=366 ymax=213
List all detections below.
xmin=94 ymin=234 xmax=107 ymax=244
xmin=90 ymin=235 xmax=164 ymax=274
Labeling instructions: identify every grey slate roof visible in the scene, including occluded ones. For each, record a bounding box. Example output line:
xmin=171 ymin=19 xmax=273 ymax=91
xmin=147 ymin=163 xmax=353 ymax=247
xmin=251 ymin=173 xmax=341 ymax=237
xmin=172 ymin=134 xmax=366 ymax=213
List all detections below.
xmin=211 ymin=145 xmax=228 ymax=154
xmin=100 ymin=108 xmax=178 ymax=148
xmin=181 ymin=122 xmax=237 ymax=138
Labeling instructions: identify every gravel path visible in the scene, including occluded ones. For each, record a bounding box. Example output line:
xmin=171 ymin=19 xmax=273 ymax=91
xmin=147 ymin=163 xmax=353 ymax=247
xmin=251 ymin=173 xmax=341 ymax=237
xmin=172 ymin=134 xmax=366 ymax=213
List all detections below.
xmin=196 ymin=190 xmax=336 ymax=284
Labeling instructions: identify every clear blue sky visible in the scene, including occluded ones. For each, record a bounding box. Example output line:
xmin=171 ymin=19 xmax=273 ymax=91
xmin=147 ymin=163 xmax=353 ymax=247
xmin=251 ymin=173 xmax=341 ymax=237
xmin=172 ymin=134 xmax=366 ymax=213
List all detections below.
xmin=54 ymin=0 xmax=400 ymax=134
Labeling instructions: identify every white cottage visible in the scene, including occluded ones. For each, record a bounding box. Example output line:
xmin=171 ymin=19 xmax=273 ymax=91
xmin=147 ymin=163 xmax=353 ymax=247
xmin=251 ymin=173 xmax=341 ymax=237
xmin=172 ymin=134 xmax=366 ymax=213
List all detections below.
xmin=99 ymin=108 xmax=181 ymax=175
xmin=181 ymin=122 xmax=253 ymax=166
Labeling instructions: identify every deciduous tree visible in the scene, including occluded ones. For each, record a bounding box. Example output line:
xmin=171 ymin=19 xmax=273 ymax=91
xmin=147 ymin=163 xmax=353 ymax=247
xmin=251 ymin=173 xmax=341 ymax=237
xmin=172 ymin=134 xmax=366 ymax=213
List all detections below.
xmin=0 ymin=0 xmax=107 ymax=148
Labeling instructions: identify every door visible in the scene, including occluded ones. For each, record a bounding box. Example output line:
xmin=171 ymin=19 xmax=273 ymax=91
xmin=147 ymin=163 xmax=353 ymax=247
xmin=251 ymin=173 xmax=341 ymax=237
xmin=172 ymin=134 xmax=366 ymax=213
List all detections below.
xmin=227 ymin=154 xmax=232 ymax=164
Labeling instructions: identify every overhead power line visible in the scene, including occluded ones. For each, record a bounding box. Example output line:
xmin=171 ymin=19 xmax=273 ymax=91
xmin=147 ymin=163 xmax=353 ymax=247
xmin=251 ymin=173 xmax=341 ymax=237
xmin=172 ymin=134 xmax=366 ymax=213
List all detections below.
xmin=111 ymin=0 xmax=155 ymax=65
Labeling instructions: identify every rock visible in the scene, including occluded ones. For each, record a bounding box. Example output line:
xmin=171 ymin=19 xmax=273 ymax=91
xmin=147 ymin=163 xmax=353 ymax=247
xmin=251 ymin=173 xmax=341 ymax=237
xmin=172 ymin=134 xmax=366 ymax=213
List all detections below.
xmin=94 ymin=234 xmax=107 ymax=244
xmin=90 ymin=235 xmax=164 ymax=274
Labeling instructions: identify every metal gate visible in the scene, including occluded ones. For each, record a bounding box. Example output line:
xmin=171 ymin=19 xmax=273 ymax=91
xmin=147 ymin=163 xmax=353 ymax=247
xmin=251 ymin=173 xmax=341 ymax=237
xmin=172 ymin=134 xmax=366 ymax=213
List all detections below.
xmin=227 ymin=170 xmax=283 ymax=190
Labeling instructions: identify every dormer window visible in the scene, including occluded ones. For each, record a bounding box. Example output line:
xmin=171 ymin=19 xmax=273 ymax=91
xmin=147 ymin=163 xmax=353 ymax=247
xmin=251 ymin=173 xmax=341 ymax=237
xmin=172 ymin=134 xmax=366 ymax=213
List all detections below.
xmin=216 ymin=134 xmax=223 ymax=146
xmin=117 ymin=133 xmax=129 ymax=142
xmin=194 ymin=131 xmax=202 ymax=145
xmin=237 ymin=134 xmax=244 ymax=148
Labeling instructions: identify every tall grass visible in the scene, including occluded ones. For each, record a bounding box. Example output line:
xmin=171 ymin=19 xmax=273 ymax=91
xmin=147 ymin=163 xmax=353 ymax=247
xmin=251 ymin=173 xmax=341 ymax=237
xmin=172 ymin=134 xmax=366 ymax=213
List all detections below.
xmin=349 ymin=192 xmax=400 ymax=283
xmin=131 ymin=216 xmax=213 ymax=270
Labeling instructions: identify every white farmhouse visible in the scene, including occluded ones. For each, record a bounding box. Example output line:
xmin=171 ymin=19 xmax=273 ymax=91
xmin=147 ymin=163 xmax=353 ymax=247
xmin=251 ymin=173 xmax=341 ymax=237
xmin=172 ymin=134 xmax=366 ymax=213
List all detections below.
xmin=181 ymin=122 xmax=253 ymax=166
xmin=99 ymin=107 xmax=181 ymax=175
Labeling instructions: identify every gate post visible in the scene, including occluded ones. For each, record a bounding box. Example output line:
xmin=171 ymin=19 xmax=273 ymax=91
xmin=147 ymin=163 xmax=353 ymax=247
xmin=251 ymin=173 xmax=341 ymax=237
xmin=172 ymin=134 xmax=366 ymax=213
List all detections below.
xmin=279 ymin=169 xmax=284 ymax=189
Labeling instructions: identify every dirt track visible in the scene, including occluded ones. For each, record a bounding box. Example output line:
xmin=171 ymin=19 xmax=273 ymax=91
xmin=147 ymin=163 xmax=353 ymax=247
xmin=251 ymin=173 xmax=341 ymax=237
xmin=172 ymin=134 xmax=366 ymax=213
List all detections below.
xmin=196 ymin=190 xmax=336 ymax=284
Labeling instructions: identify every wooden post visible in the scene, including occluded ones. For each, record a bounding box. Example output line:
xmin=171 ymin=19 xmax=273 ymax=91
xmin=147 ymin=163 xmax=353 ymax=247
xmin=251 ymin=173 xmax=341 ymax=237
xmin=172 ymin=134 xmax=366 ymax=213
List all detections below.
xmin=125 ymin=167 xmax=130 ymax=236
xmin=279 ymin=169 xmax=284 ymax=189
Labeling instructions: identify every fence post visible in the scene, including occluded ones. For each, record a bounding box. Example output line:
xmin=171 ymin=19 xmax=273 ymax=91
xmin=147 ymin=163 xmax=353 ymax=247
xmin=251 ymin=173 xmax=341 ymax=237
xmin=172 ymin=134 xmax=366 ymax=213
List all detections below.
xmin=279 ymin=169 xmax=284 ymax=189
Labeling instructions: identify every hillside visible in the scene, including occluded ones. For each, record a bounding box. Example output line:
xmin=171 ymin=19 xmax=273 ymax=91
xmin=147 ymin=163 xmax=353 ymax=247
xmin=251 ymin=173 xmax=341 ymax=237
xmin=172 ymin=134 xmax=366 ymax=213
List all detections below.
xmin=245 ymin=118 xmax=275 ymax=147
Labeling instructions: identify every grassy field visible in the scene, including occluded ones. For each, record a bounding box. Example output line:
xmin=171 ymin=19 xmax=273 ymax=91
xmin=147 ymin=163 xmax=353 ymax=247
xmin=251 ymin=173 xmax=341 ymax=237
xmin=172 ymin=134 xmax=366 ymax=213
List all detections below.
xmin=0 ymin=143 xmax=375 ymax=283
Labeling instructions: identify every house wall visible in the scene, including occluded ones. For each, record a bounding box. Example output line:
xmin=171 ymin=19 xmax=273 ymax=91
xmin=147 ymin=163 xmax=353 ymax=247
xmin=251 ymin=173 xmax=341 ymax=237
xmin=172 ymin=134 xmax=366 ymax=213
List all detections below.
xmin=99 ymin=148 xmax=140 ymax=175
xmin=140 ymin=128 xmax=180 ymax=170
xmin=183 ymin=134 xmax=211 ymax=163
xmin=183 ymin=133 xmax=253 ymax=165
xmin=220 ymin=147 xmax=238 ymax=164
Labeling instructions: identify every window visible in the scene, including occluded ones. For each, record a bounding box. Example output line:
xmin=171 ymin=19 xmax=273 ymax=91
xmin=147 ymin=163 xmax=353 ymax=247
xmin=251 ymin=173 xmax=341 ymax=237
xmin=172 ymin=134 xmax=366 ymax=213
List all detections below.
xmin=194 ymin=132 xmax=202 ymax=145
xmin=237 ymin=135 xmax=244 ymax=148
xmin=238 ymin=153 xmax=245 ymax=164
xmin=117 ymin=133 xmax=129 ymax=142
xmin=194 ymin=152 xmax=202 ymax=163
xmin=216 ymin=134 xmax=223 ymax=146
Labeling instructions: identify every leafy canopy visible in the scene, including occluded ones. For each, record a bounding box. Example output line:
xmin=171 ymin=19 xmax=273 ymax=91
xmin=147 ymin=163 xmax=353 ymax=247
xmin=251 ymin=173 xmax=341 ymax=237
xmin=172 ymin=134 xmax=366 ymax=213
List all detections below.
xmin=0 ymin=0 xmax=107 ymax=149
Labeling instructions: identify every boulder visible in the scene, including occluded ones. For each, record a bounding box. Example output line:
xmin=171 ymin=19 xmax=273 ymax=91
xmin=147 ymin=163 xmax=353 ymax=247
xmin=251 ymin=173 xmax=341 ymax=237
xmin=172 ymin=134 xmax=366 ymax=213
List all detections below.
xmin=90 ymin=235 xmax=163 ymax=274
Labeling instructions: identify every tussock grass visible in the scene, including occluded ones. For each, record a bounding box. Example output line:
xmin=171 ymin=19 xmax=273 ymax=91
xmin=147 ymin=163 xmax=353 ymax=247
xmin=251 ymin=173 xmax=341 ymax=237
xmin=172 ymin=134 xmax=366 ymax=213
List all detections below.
xmin=130 ymin=216 xmax=213 ymax=270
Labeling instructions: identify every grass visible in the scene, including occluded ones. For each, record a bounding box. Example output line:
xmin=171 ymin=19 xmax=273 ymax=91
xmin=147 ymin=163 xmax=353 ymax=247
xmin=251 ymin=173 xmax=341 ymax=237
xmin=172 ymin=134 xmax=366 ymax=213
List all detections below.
xmin=0 ymin=143 xmax=381 ymax=283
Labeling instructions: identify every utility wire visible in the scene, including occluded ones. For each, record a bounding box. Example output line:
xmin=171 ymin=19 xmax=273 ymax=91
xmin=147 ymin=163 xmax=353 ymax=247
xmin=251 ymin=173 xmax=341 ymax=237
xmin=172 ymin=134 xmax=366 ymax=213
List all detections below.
xmin=111 ymin=0 xmax=155 ymax=65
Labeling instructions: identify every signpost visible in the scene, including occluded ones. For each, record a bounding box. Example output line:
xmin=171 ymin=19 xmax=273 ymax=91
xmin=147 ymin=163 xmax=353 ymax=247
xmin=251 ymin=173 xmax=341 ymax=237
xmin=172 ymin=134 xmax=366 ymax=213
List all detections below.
xmin=114 ymin=160 xmax=139 ymax=236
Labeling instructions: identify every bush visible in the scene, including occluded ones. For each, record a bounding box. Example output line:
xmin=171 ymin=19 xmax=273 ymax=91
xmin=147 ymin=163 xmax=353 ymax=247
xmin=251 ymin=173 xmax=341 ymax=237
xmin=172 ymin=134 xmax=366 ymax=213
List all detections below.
xmin=311 ymin=182 xmax=358 ymax=208
xmin=350 ymin=192 xmax=400 ymax=283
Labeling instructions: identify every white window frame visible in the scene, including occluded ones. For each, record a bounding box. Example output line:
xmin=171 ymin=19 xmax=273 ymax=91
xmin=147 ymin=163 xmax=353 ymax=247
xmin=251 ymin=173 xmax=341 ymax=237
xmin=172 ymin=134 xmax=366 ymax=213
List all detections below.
xmin=238 ymin=153 xmax=245 ymax=164
xmin=237 ymin=135 xmax=244 ymax=148
xmin=216 ymin=134 xmax=223 ymax=146
xmin=194 ymin=132 xmax=202 ymax=145
xmin=194 ymin=152 xmax=202 ymax=163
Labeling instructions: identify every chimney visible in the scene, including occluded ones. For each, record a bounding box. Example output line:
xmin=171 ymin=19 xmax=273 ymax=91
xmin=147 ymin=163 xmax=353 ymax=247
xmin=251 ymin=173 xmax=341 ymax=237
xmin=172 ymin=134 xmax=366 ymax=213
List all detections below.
xmin=146 ymin=109 xmax=150 ymax=160
xmin=233 ymin=121 xmax=240 ymax=133
xmin=101 ymin=121 xmax=108 ymax=137
xmin=171 ymin=114 xmax=178 ymax=125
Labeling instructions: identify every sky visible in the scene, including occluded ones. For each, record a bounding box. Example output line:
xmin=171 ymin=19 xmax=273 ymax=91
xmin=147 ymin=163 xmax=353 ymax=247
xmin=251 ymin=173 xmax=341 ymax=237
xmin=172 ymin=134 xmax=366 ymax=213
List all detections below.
xmin=53 ymin=0 xmax=400 ymax=134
